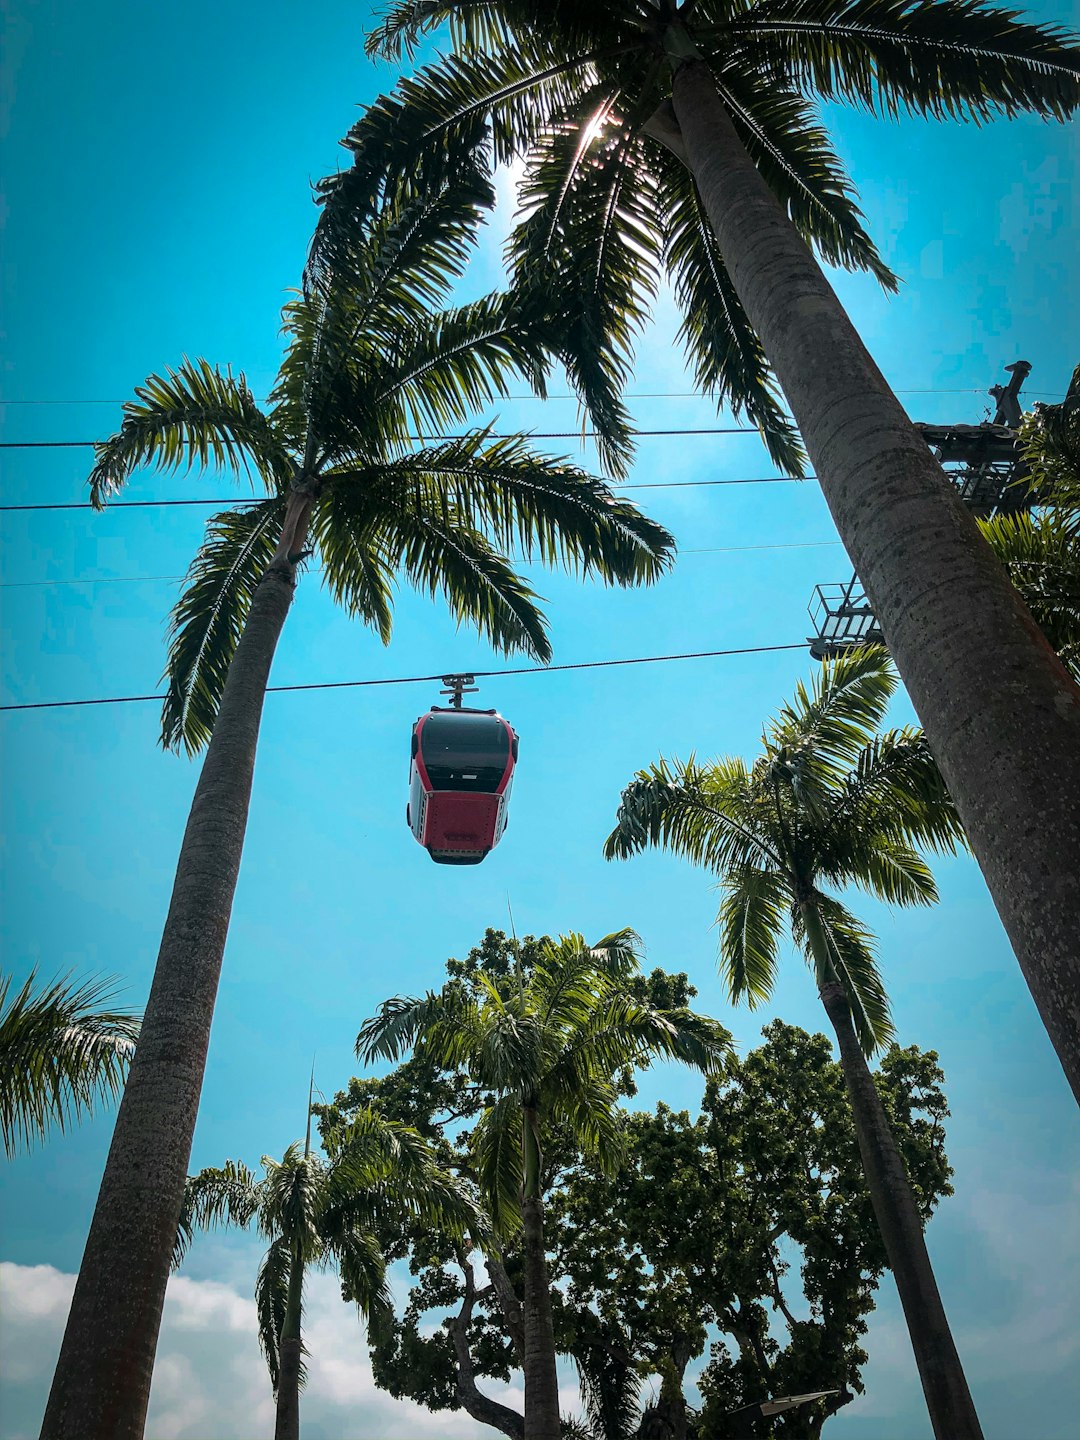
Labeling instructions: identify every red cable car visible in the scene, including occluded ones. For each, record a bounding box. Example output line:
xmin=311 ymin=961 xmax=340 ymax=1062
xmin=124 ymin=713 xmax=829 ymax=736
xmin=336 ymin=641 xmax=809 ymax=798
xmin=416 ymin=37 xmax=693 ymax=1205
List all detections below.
xmin=407 ymin=676 xmax=519 ymax=865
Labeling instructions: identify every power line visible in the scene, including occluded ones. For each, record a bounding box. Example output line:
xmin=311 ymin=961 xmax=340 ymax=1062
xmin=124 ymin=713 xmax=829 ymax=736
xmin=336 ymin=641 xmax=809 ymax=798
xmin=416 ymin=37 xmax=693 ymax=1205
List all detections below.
xmin=2 ymin=428 xmax=765 ymax=451
xmin=0 ymin=539 xmax=844 ymax=589
xmin=0 ymin=642 xmax=807 ymax=713
xmin=0 ymin=388 xmax=1060 ymax=405
xmin=0 ymin=476 xmax=810 ymax=514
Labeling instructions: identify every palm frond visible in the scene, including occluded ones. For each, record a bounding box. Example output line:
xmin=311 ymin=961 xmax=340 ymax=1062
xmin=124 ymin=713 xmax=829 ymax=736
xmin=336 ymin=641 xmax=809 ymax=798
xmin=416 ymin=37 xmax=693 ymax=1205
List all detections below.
xmin=576 ymin=1336 xmax=642 ymax=1440
xmin=88 ymin=360 xmax=292 ymax=508
xmin=0 ymin=970 xmax=139 ymax=1158
xmin=256 ymin=1235 xmax=292 ymax=1392
xmin=652 ymin=142 xmax=806 ymax=475
xmin=327 ymin=434 xmax=675 ymax=587
xmin=311 ymin=490 xmax=396 ymax=645
xmin=334 ymin=1226 xmax=393 ymax=1320
xmin=261 ymin=1146 xmax=325 ymax=1261
xmin=737 ymin=0 xmax=1080 ymax=123
xmin=717 ymin=865 xmax=791 ymax=1006
xmin=173 ymin=1160 xmax=263 ymax=1268
xmin=508 ymin=91 xmax=665 ymax=478
xmin=160 ymin=498 xmax=288 ymax=755
xmin=713 ymin=68 xmax=899 ymax=290
xmin=820 ymin=727 xmax=966 ymax=859
xmin=367 ymin=292 xmax=551 ymax=447
xmin=799 ymin=892 xmax=894 ymax=1053
xmin=604 ymin=758 xmax=781 ymax=873
xmin=472 ymin=1092 xmax=525 ymax=1235
xmin=767 ymin=646 xmax=896 ymax=766
xmin=390 ymin=504 xmax=553 ymax=660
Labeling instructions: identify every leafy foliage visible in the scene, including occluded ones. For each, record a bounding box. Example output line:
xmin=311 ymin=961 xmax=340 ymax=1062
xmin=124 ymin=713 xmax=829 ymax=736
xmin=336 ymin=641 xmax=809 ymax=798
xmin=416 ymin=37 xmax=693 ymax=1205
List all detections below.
xmin=91 ymin=173 xmax=674 ymax=753
xmin=173 ymin=1111 xmax=475 ymax=1401
xmin=313 ymin=0 xmax=1078 ymax=476
xmin=606 ymin=649 xmax=967 ymax=1052
xmin=332 ymin=958 xmax=956 ymax=1440
xmin=358 ymin=928 xmax=731 ymax=1234
xmin=0 ymin=970 xmax=139 ymax=1157
xmin=981 ymin=367 xmax=1080 ymax=680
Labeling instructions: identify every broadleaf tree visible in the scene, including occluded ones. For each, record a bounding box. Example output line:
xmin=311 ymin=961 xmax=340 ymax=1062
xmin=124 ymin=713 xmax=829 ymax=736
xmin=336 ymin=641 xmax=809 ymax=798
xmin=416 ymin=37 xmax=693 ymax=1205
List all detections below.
xmin=310 ymin=0 xmax=1080 ymax=1109
xmin=41 ymin=168 xmax=674 ymax=1440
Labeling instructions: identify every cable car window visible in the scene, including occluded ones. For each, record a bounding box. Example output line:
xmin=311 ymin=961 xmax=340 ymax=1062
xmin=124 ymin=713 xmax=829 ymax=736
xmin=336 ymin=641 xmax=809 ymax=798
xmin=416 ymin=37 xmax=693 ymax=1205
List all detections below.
xmin=420 ymin=713 xmax=510 ymax=792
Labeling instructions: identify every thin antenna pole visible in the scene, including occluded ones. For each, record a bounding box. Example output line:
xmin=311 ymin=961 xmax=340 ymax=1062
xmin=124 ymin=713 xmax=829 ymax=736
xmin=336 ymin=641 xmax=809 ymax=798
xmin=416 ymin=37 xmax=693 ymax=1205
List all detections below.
xmin=507 ymin=898 xmax=525 ymax=1008
xmin=304 ymin=1057 xmax=315 ymax=1157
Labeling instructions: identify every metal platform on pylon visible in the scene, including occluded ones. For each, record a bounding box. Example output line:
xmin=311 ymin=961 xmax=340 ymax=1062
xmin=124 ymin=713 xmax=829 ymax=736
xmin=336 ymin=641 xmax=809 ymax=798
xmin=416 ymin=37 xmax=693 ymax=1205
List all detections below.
xmin=806 ymin=358 xmax=1043 ymax=660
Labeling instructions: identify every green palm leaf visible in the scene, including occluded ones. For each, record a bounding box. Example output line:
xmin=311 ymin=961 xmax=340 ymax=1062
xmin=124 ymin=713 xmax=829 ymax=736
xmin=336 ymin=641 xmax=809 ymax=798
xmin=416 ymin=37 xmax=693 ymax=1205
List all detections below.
xmin=653 ymin=145 xmax=806 ymax=474
xmin=88 ymin=360 xmax=292 ymax=507
xmin=256 ymin=1236 xmax=292 ymax=1392
xmin=160 ymin=499 xmax=288 ymax=755
xmin=799 ymin=892 xmax=894 ymax=1052
xmin=473 ymin=1092 xmax=526 ymax=1234
xmin=736 ymin=0 xmax=1080 ymax=122
xmin=0 ymin=971 xmax=139 ymax=1158
xmin=717 ymin=865 xmax=791 ymax=1006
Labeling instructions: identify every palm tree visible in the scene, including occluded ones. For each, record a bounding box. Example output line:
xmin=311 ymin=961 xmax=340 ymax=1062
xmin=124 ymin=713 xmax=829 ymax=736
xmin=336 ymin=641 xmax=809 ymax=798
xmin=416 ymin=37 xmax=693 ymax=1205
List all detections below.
xmin=41 ymin=174 xmax=675 ymax=1440
xmin=357 ymin=929 xmax=731 ymax=1440
xmin=604 ymin=648 xmax=977 ymax=1439
xmin=173 ymin=1104 xmax=477 ymax=1440
xmin=309 ymin=0 xmax=1080 ymax=1106
xmin=0 ymin=970 xmax=139 ymax=1158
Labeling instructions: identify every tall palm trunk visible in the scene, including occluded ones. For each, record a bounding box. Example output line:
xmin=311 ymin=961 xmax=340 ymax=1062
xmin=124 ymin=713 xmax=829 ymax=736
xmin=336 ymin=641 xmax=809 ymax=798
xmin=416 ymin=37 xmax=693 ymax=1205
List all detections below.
xmin=275 ymin=1251 xmax=306 ymax=1440
xmin=521 ymin=1108 xmax=561 ymax=1440
xmin=811 ymin=958 xmax=981 ymax=1438
xmin=669 ymin=54 xmax=1080 ymax=1105
xmin=41 ymin=506 xmax=305 ymax=1440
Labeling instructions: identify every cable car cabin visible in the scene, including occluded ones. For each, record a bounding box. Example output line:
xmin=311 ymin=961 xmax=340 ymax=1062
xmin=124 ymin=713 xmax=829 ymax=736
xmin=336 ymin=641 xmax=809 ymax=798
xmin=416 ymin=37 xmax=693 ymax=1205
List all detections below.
xmin=407 ymin=708 xmax=519 ymax=865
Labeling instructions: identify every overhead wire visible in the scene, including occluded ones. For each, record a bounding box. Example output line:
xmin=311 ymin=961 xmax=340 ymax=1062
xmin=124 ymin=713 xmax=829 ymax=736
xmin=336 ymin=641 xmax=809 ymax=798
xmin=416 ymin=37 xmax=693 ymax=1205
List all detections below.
xmin=0 ymin=642 xmax=809 ymax=713
xmin=0 ymin=539 xmax=845 ymax=589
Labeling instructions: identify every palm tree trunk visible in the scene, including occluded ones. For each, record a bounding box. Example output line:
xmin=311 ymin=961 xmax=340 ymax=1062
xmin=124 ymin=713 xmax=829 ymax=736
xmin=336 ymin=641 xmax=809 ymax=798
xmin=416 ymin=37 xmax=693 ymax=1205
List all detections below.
xmin=41 ymin=517 xmax=303 ymax=1440
xmin=275 ymin=1252 xmax=305 ymax=1440
xmin=816 ymin=976 xmax=982 ymax=1440
xmin=668 ymin=55 xmax=1080 ymax=1105
xmin=521 ymin=1108 xmax=560 ymax=1440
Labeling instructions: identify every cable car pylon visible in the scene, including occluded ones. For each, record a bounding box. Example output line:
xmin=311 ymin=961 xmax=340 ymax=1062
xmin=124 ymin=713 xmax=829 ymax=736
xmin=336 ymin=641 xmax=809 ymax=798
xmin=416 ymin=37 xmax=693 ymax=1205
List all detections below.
xmin=807 ymin=358 xmax=1042 ymax=660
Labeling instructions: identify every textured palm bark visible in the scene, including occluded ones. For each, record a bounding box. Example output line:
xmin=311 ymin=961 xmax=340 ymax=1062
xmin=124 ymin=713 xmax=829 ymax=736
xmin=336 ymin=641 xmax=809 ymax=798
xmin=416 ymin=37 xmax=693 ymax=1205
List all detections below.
xmin=521 ymin=1194 xmax=561 ymax=1440
xmin=669 ymin=56 xmax=1080 ymax=1105
xmin=818 ymin=979 xmax=982 ymax=1440
xmin=41 ymin=541 xmax=300 ymax=1440
xmin=274 ymin=1255 xmax=305 ymax=1440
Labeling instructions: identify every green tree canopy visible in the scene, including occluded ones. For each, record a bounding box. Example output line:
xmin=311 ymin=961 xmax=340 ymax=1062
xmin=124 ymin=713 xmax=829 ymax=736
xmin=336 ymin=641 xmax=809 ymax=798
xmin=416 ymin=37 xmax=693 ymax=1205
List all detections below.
xmin=326 ymin=1000 xmax=954 ymax=1440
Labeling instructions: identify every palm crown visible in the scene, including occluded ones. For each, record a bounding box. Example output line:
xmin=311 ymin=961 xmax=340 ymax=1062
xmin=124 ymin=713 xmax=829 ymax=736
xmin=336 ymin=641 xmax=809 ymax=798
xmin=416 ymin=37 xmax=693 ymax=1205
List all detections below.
xmin=173 ymin=1107 xmax=477 ymax=1392
xmin=357 ymin=930 xmax=731 ymax=1232
xmin=605 ymin=649 xmax=966 ymax=1052
xmin=90 ymin=163 xmax=674 ymax=752
xmin=310 ymin=0 xmax=1079 ymax=477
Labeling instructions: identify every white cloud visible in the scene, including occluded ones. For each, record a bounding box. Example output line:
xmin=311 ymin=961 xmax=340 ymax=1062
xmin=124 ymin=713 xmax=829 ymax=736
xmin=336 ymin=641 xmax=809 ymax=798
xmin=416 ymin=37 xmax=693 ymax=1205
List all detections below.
xmin=0 ymin=1262 xmax=545 ymax=1440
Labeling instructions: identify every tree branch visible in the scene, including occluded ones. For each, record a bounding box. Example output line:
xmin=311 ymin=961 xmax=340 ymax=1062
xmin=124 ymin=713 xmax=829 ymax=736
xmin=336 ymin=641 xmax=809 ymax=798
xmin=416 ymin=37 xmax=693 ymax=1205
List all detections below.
xmin=446 ymin=1261 xmax=524 ymax=1440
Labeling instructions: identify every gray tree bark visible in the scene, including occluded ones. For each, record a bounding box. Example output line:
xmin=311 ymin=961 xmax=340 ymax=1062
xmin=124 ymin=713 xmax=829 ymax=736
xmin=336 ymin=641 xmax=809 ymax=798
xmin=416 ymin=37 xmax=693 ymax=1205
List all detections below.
xmin=274 ymin=1250 xmax=306 ymax=1440
xmin=521 ymin=1189 xmax=561 ymax=1440
xmin=447 ymin=1264 xmax=525 ymax=1440
xmin=668 ymin=55 xmax=1080 ymax=1105
xmin=40 ymin=539 xmax=300 ymax=1440
xmin=818 ymin=978 xmax=982 ymax=1440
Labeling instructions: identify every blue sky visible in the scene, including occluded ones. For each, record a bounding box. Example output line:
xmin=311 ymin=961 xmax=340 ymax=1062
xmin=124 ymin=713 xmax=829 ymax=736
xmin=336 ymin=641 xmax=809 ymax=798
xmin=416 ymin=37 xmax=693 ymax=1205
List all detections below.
xmin=1 ymin=1 xmax=1078 ymax=1436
